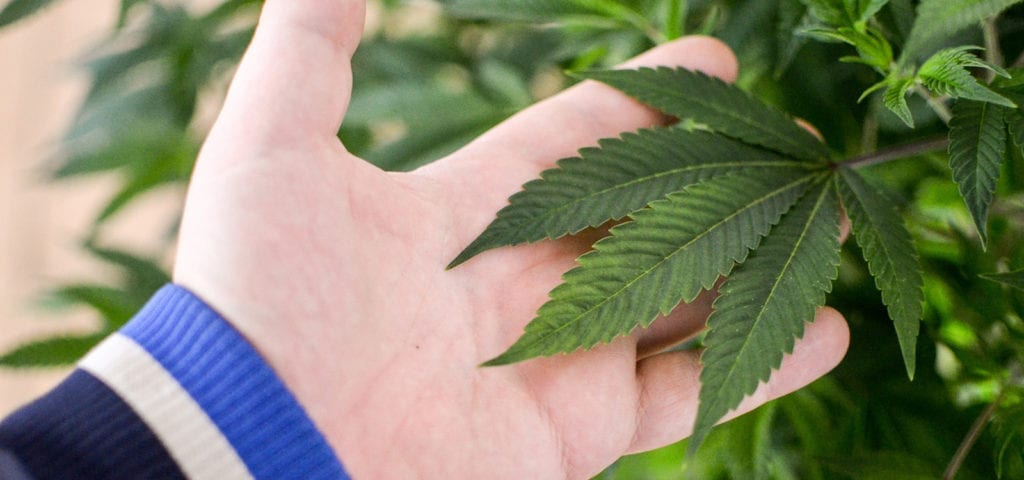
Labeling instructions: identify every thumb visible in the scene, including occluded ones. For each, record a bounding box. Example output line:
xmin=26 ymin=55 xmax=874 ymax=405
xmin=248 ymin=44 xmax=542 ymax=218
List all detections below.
xmin=210 ymin=0 xmax=365 ymax=149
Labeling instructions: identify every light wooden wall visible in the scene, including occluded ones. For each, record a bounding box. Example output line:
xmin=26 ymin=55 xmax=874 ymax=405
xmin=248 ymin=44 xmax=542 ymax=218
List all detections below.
xmin=0 ymin=0 xmax=182 ymax=416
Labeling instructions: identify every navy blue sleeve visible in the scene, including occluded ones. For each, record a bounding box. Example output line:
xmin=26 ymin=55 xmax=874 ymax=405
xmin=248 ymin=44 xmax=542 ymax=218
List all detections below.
xmin=0 ymin=285 xmax=351 ymax=480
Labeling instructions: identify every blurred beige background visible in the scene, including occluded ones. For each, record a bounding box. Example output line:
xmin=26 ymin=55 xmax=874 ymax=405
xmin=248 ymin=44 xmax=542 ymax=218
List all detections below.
xmin=0 ymin=0 xmax=183 ymax=416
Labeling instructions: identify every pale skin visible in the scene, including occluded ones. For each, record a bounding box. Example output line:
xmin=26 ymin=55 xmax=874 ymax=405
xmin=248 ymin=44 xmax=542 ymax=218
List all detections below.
xmin=173 ymin=0 xmax=851 ymax=478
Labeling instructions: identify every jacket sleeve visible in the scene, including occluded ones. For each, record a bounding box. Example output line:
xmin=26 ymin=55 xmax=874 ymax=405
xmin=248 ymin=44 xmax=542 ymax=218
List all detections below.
xmin=0 ymin=284 xmax=351 ymax=480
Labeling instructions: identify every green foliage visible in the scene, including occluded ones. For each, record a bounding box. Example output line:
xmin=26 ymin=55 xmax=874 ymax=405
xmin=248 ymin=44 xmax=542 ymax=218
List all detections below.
xmin=901 ymin=0 xmax=1024 ymax=63
xmin=0 ymin=334 xmax=108 ymax=368
xmin=0 ymin=0 xmax=57 ymax=27
xmin=993 ymin=402 xmax=1024 ymax=478
xmin=5 ymin=0 xmax=1024 ymax=477
xmin=948 ymin=99 xmax=1009 ymax=243
xmin=1 ymin=246 xmax=168 ymax=368
xmin=483 ymin=169 xmax=817 ymax=366
xmin=448 ymin=128 xmax=806 ymax=268
xmin=583 ymin=68 xmax=829 ymax=161
xmin=836 ymin=168 xmax=923 ymax=377
xmin=692 ymin=178 xmax=842 ymax=452
xmin=918 ymin=47 xmax=1015 ymax=108
xmin=449 ymin=0 xmax=1024 ymax=467
xmin=799 ymin=0 xmax=891 ymax=28
xmin=881 ymin=76 xmax=915 ymax=127
xmin=443 ymin=0 xmax=635 ymax=23
xmin=455 ymin=65 xmax=921 ymax=454
xmin=982 ymin=269 xmax=1024 ymax=290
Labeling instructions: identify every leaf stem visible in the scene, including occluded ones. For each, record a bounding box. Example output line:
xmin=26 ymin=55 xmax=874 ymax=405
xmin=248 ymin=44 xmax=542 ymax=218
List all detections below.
xmin=666 ymin=0 xmax=686 ymax=40
xmin=913 ymin=85 xmax=953 ymax=124
xmin=942 ymin=362 xmax=1022 ymax=480
xmin=841 ymin=136 xmax=950 ymax=170
xmin=943 ymin=398 xmax=1001 ymax=480
xmin=982 ymin=17 xmax=1003 ymax=82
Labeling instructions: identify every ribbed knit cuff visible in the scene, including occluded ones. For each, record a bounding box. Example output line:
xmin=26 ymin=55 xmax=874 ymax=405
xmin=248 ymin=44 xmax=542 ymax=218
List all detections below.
xmin=90 ymin=284 xmax=350 ymax=478
xmin=111 ymin=284 xmax=351 ymax=480
xmin=0 ymin=285 xmax=350 ymax=479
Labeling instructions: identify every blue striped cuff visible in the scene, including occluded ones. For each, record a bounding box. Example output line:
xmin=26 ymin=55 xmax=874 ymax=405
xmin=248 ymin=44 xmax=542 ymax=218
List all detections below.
xmin=116 ymin=284 xmax=349 ymax=480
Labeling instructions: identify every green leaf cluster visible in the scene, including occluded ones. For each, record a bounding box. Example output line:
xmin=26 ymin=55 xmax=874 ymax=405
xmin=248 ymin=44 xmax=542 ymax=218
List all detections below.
xmin=798 ymin=0 xmax=893 ymax=71
xmin=947 ymin=67 xmax=1024 ymax=243
xmin=450 ymin=66 xmax=924 ymax=452
xmin=901 ymin=0 xmax=1024 ymax=64
xmin=6 ymin=0 xmax=1024 ymax=475
xmin=796 ymin=0 xmax=1024 ymax=133
xmin=0 ymin=0 xmax=59 ymax=28
xmin=0 ymin=246 xmax=168 ymax=368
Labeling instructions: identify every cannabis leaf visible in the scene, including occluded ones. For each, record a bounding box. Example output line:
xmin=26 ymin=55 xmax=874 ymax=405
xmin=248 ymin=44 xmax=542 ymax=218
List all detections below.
xmin=0 ymin=333 xmax=108 ymax=368
xmin=1009 ymin=108 xmax=1024 ymax=154
xmin=582 ymin=68 xmax=830 ymax=162
xmin=442 ymin=0 xmax=633 ymax=23
xmin=836 ymin=168 xmax=923 ymax=377
xmin=0 ymin=0 xmax=59 ymax=28
xmin=483 ymin=170 xmax=817 ymax=365
xmin=917 ymin=47 xmax=1015 ymax=108
xmin=690 ymin=177 xmax=841 ymax=453
xmin=799 ymin=0 xmax=890 ymax=27
xmin=883 ymin=77 xmax=915 ymax=127
xmin=448 ymin=128 xmax=809 ymax=268
xmin=981 ymin=269 xmax=1024 ymax=291
xmin=451 ymin=65 xmax=923 ymax=456
xmin=900 ymin=0 xmax=1024 ymax=64
xmin=948 ymin=99 xmax=1009 ymax=244
xmin=996 ymin=69 xmax=1024 ymax=153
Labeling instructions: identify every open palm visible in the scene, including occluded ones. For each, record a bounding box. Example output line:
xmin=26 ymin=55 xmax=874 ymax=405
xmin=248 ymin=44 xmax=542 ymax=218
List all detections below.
xmin=174 ymin=1 xmax=849 ymax=478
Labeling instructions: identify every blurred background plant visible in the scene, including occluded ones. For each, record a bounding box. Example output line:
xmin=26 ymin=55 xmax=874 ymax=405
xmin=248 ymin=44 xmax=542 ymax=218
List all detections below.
xmin=2 ymin=0 xmax=1024 ymax=478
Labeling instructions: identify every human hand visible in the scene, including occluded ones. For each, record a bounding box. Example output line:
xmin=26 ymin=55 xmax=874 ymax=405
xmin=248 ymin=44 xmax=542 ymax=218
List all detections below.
xmin=173 ymin=1 xmax=850 ymax=478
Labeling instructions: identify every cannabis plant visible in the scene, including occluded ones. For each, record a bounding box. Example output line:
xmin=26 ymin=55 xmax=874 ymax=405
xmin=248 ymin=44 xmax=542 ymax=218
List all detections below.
xmin=4 ymin=0 xmax=1024 ymax=477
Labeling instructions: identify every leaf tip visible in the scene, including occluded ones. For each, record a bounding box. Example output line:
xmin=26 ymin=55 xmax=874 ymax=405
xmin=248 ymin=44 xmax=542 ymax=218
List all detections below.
xmin=447 ymin=240 xmax=490 ymax=270
xmin=685 ymin=426 xmax=711 ymax=458
xmin=897 ymin=328 xmax=919 ymax=381
xmin=445 ymin=257 xmax=466 ymax=271
xmin=479 ymin=353 xmax=516 ymax=368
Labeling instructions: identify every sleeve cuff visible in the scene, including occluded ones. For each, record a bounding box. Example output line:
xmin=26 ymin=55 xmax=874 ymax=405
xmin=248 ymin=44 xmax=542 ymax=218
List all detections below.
xmin=1 ymin=284 xmax=350 ymax=480
xmin=111 ymin=284 xmax=349 ymax=479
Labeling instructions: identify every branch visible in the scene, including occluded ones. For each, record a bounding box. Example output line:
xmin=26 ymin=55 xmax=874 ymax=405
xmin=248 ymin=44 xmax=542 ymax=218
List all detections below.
xmin=913 ymin=85 xmax=953 ymax=124
xmin=665 ymin=0 xmax=686 ymax=40
xmin=943 ymin=362 xmax=1023 ymax=480
xmin=841 ymin=137 xmax=950 ymax=169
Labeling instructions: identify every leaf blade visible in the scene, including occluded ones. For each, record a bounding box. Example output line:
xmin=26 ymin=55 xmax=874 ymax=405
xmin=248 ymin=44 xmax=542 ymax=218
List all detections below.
xmin=900 ymin=0 xmax=1024 ymax=63
xmin=0 ymin=0 xmax=60 ymax=28
xmin=837 ymin=168 xmax=923 ymax=378
xmin=981 ymin=269 xmax=1024 ymax=291
xmin=0 ymin=333 xmax=108 ymax=368
xmin=948 ymin=99 xmax=1009 ymax=244
xmin=883 ymin=77 xmax=915 ymax=128
xmin=583 ymin=67 xmax=830 ymax=162
xmin=690 ymin=177 xmax=842 ymax=453
xmin=449 ymin=128 xmax=809 ymax=268
xmin=484 ymin=169 xmax=821 ymax=366
xmin=442 ymin=0 xmax=630 ymax=23
xmin=917 ymin=47 xmax=1017 ymax=108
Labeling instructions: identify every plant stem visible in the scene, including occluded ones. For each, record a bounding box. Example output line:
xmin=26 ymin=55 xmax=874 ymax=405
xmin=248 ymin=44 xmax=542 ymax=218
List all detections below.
xmin=982 ymin=17 xmax=1003 ymax=82
xmin=666 ymin=0 xmax=686 ymax=40
xmin=602 ymin=3 xmax=666 ymax=44
xmin=942 ymin=362 xmax=1022 ymax=480
xmin=913 ymin=85 xmax=953 ymax=124
xmin=841 ymin=136 xmax=950 ymax=169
